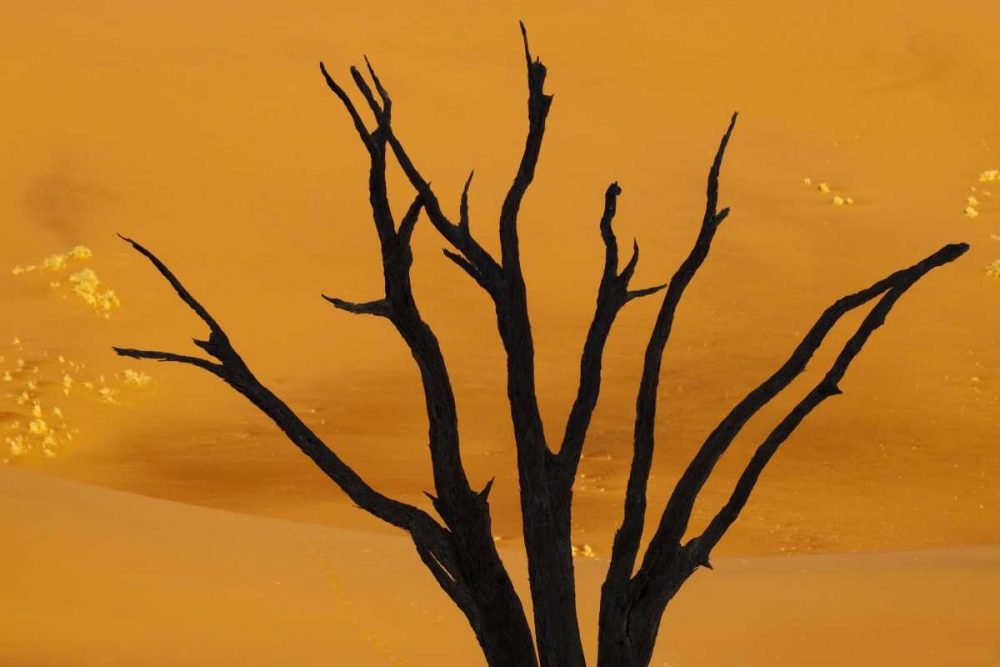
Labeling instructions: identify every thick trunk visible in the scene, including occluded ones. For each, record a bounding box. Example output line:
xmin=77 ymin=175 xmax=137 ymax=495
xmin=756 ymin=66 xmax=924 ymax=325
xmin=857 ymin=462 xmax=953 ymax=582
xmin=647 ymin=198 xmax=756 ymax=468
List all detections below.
xmin=451 ymin=498 xmax=540 ymax=667
xmin=597 ymin=554 xmax=691 ymax=667
xmin=466 ymin=554 xmax=540 ymax=667
xmin=494 ymin=276 xmax=587 ymax=667
xmin=521 ymin=490 xmax=586 ymax=667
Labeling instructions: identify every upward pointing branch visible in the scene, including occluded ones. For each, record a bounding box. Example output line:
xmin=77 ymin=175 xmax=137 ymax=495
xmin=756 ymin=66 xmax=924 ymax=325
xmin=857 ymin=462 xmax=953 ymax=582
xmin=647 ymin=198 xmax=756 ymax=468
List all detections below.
xmin=685 ymin=275 xmax=940 ymax=568
xmin=556 ymin=183 xmax=665 ymax=486
xmin=499 ymin=21 xmax=554 ymax=274
xmin=604 ymin=112 xmax=738 ymax=588
xmin=112 ymin=237 xmax=454 ymax=560
xmin=639 ymin=240 xmax=969 ymax=576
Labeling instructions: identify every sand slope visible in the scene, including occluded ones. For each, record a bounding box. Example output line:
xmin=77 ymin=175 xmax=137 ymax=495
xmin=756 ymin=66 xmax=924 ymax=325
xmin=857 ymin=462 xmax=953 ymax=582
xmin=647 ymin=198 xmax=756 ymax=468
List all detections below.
xmin=2 ymin=468 xmax=997 ymax=666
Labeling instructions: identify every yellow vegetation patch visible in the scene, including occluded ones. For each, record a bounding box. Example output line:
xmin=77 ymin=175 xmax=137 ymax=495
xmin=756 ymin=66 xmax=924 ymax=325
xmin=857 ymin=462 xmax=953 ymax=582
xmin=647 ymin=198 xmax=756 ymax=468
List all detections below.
xmin=68 ymin=268 xmax=121 ymax=315
xmin=11 ymin=245 xmax=121 ymax=317
xmin=1 ymin=335 xmax=154 ymax=464
xmin=805 ymin=178 xmax=855 ymax=206
xmin=122 ymin=369 xmax=152 ymax=387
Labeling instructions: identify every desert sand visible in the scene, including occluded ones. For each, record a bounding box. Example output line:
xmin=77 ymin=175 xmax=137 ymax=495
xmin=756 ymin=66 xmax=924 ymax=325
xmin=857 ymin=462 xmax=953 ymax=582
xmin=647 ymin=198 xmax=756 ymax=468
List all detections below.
xmin=3 ymin=467 xmax=998 ymax=666
xmin=2 ymin=0 xmax=999 ymax=664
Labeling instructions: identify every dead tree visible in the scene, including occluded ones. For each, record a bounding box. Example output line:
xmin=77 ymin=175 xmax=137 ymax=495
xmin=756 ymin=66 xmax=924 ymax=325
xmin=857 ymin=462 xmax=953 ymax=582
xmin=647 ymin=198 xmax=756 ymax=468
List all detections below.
xmin=114 ymin=23 xmax=967 ymax=667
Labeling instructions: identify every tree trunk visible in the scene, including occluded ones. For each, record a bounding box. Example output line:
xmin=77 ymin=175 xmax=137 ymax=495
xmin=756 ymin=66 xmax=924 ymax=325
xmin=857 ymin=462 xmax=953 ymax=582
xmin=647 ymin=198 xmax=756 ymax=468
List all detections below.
xmin=521 ymin=487 xmax=586 ymax=667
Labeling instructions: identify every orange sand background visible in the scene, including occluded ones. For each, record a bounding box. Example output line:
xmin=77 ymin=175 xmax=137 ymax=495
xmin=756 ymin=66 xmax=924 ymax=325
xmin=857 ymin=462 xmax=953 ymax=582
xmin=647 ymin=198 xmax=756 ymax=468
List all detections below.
xmin=1 ymin=1 xmax=999 ymax=664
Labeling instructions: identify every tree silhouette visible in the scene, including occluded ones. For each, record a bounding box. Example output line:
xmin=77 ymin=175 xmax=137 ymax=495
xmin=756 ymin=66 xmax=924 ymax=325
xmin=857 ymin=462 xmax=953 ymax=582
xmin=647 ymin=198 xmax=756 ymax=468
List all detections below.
xmin=114 ymin=23 xmax=968 ymax=667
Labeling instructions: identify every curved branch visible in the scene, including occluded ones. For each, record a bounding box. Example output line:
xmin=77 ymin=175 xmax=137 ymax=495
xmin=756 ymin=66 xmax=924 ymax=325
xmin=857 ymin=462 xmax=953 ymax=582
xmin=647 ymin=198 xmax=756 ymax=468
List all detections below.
xmin=113 ymin=239 xmax=451 ymax=555
xmin=603 ymin=112 xmax=739 ymax=591
xmin=685 ymin=282 xmax=913 ymax=568
xmin=499 ymin=20 xmax=553 ymax=272
xmin=640 ymin=240 xmax=969 ymax=577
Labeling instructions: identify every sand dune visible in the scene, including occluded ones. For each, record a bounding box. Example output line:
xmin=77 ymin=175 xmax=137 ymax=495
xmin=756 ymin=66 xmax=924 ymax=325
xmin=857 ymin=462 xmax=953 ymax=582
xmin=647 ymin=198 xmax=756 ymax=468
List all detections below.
xmin=2 ymin=1 xmax=1000 ymax=663
xmin=2 ymin=468 xmax=997 ymax=666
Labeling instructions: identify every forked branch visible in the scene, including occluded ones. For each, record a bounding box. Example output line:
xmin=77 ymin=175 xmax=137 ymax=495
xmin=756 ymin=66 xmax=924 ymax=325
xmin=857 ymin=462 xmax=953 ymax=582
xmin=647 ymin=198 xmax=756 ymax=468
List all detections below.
xmin=610 ymin=242 xmax=967 ymax=667
xmin=112 ymin=237 xmax=453 ymax=560
xmin=641 ymin=240 xmax=969 ymax=577
xmin=685 ymin=275 xmax=944 ymax=567
xmin=318 ymin=57 xmax=539 ymax=666
xmin=604 ymin=112 xmax=738 ymax=589
xmin=556 ymin=182 xmax=666 ymax=485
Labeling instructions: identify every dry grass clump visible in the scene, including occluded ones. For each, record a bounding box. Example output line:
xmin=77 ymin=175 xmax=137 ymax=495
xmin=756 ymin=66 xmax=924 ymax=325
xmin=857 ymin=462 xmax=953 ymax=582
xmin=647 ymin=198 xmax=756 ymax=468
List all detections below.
xmin=2 ymin=244 xmax=149 ymax=460
xmin=803 ymin=178 xmax=854 ymax=206
xmin=11 ymin=245 xmax=120 ymax=317
xmin=1 ymin=338 xmax=154 ymax=463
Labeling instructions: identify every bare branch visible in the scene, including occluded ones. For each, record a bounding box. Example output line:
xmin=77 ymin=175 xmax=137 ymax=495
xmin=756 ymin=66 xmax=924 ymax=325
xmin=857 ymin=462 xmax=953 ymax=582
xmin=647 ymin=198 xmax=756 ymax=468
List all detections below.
xmin=459 ymin=170 xmax=474 ymax=230
xmin=320 ymin=63 xmax=397 ymax=242
xmin=322 ymin=62 xmax=491 ymax=524
xmin=117 ymin=235 xmax=224 ymax=337
xmin=619 ymin=239 xmax=640 ymax=284
xmin=381 ymin=121 xmax=502 ymax=290
xmin=640 ymin=241 xmax=969 ymax=578
xmin=114 ymin=239 xmax=452 ymax=554
xmin=499 ymin=21 xmax=553 ymax=272
xmin=626 ymin=284 xmax=668 ymax=302
xmin=317 ymin=55 xmax=539 ymax=664
xmin=442 ymin=248 xmax=490 ymax=290
xmin=598 ymin=182 xmax=623 ymax=274
xmin=111 ymin=347 xmax=224 ymax=375
xmin=519 ymin=20 xmax=532 ymax=67
xmin=686 ymin=282 xmax=912 ymax=566
xmin=350 ymin=65 xmax=385 ymax=126
xmin=397 ymin=192 xmax=424 ymax=246
xmin=319 ymin=62 xmax=374 ymax=151
xmin=604 ymin=113 xmax=739 ymax=589
xmin=556 ymin=182 xmax=659 ymax=483
xmin=626 ymin=283 xmax=667 ymax=301
xmin=363 ymin=55 xmax=391 ymax=121
xmin=322 ymin=295 xmax=391 ymax=318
